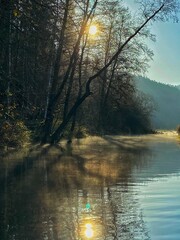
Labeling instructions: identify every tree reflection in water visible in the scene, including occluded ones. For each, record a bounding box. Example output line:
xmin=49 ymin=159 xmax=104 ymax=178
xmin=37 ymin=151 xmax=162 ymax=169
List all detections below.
xmin=0 ymin=136 xmax=152 ymax=239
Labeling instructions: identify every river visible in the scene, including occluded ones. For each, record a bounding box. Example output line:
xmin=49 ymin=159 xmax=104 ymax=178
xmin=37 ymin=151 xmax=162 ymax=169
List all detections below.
xmin=0 ymin=133 xmax=180 ymax=239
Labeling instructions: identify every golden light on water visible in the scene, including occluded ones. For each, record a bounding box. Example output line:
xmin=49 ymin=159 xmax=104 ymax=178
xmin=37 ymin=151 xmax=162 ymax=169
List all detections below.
xmin=85 ymin=223 xmax=92 ymax=228
xmin=85 ymin=223 xmax=94 ymax=238
xmin=85 ymin=228 xmax=93 ymax=238
xmin=89 ymin=25 xmax=98 ymax=35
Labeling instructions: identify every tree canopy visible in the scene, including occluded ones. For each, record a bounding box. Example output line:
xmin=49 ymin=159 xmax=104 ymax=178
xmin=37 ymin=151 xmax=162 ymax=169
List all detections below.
xmin=0 ymin=0 xmax=179 ymax=146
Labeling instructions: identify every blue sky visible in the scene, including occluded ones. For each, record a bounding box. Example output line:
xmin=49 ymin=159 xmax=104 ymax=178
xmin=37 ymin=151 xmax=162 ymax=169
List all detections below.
xmin=124 ymin=1 xmax=180 ymax=85
xmin=147 ymin=20 xmax=180 ymax=85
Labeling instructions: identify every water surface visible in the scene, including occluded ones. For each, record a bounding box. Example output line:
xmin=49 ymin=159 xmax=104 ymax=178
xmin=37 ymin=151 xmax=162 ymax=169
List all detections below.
xmin=0 ymin=134 xmax=180 ymax=239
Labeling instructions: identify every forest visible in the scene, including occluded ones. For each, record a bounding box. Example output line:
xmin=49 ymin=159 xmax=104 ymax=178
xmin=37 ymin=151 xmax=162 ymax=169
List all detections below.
xmin=0 ymin=0 xmax=179 ymax=147
xmin=135 ymin=76 xmax=180 ymax=129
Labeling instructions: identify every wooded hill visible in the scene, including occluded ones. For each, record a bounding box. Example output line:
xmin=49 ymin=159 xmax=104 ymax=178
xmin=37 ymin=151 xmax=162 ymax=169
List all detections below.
xmin=135 ymin=76 xmax=180 ymax=129
xmin=176 ymin=85 xmax=180 ymax=90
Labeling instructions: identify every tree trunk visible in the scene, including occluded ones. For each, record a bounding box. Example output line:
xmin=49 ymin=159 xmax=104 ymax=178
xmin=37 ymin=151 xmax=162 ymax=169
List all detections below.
xmin=46 ymin=2 xmax=165 ymax=144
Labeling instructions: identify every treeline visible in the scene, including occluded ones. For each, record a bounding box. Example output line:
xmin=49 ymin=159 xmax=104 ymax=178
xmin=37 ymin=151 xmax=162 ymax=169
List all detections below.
xmin=0 ymin=0 xmax=179 ymax=146
xmin=135 ymin=76 xmax=180 ymax=129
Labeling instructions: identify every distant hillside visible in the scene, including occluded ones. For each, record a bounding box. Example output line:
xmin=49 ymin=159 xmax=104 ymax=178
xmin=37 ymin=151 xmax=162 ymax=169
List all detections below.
xmin=176 ymin=85 xmax=180 ymax=90
xmin=135 ymin=76 xmax=180 ymax=129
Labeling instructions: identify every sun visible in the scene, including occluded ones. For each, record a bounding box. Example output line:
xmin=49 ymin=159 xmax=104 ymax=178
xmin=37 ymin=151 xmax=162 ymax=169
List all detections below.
xmin=89 ymin=25 xmax=98 ymax=35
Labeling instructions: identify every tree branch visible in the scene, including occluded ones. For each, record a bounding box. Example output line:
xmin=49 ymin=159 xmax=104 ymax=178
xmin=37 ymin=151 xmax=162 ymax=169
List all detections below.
xmin=85 ymin=3 xmax=165 ymax=93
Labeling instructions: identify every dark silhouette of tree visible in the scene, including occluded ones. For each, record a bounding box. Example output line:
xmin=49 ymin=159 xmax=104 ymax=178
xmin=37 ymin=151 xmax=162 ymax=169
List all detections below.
xmin=0 ymin=0 xmax=179 ymax=145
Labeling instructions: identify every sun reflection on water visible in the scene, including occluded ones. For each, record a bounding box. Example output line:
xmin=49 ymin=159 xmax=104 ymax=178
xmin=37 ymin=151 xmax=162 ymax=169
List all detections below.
xmin=85 ymin=223 xmax=94 ymax=238
xmin=85 ymin=223 xmax=94 ymax=239
xmin=85 ymin=229 xmax=93 ymax=238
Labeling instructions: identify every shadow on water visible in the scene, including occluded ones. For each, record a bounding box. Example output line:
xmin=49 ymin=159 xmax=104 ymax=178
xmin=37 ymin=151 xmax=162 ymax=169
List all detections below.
xmin=0 ymin=136 xmax=157 ymax=239
xmin=0 ymin=145 xmax=53 ymax=189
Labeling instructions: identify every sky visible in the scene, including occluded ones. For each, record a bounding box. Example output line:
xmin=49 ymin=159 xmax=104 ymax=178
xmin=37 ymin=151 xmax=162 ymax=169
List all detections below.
xmin=124 ymin=0 xmax=180 ymax=86
xmin=146 ymin=20 xmax=180 ymax=85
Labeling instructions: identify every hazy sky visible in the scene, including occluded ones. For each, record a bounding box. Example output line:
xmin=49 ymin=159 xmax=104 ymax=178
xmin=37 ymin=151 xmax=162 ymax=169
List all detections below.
xmin=124 ymin=1 xmax=180 ymax=85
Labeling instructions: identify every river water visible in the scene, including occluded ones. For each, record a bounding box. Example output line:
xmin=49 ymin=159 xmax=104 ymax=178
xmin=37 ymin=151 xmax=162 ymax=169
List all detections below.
xmin=0 ymin=134 xmax=180 ymax=239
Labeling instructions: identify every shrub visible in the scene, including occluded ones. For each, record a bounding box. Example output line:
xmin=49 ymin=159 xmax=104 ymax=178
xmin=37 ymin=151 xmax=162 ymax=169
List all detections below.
xmin=0 ymin=120 xmax=31 ymax=148
xmin=75 ymin=127 xmax=88 ymax=138
xmin=177 ymin=125 xmax=180 ymax=135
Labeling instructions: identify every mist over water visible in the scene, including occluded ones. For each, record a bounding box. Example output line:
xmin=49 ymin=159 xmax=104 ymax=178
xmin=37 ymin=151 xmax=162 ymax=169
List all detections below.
xmin=0 ymin=134 xmax=180 ymax=239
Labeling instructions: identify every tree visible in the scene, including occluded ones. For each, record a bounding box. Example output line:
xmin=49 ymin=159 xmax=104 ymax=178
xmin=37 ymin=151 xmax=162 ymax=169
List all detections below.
xmin=1 ymin=0 xmax=179 ymax=145
xmin=41 ymin=0 xmax=99 ymax=143
xmin=47 ymin=0 xmax=179 ymax=144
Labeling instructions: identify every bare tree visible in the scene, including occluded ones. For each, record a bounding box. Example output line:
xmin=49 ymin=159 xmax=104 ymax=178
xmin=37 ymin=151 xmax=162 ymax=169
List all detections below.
xmin=49 ymin=0 xmax=179 ymax=143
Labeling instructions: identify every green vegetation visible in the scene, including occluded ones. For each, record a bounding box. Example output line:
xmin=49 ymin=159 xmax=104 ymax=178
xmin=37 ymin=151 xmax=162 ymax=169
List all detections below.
xmin=0 ymin=119 xmax=30 ymax=148
xmin=0 ymin=104 xmax=30 ymax=148
xmin=0 ymin=0 xmax=179 ymax=146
